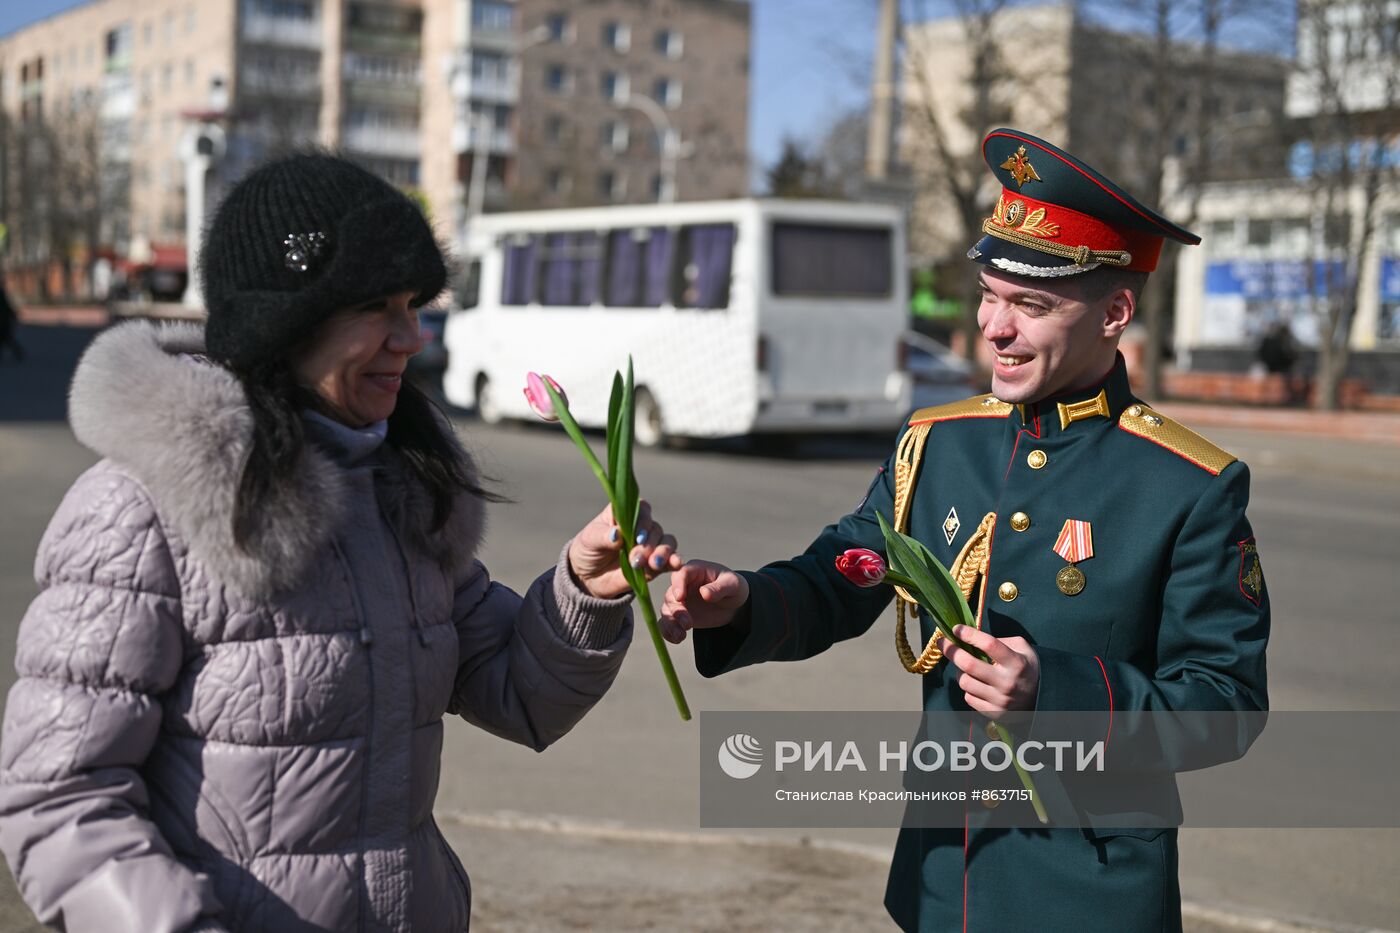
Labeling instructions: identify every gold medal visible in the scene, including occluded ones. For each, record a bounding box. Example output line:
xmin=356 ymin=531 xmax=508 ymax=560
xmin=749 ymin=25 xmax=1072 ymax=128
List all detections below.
xmin=1056 ymin=565 xmax=1086 ymax=596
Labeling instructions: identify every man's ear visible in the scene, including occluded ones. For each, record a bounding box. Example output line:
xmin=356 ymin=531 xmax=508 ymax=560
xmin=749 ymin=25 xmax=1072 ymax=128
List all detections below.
xmin=1102 ymin=287 xmax=1135 ymax=339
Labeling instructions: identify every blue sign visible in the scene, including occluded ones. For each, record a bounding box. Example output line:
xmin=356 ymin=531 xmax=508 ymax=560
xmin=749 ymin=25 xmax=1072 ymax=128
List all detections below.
xmin=1205 ymin=260 xmax=1349 ymax=299
xmin=1382 ymin=258 xmax=1400 ymax=303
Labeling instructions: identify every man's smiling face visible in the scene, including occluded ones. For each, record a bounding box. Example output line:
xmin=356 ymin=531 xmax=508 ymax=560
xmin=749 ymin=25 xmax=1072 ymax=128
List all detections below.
xmin=975 ymin=267 xmax=1135 ymax=404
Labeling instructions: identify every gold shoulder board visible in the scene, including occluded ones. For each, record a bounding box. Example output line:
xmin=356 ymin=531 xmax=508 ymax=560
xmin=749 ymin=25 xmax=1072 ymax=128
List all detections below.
xmin=909 ymin=394 xmax=1014 ymax=426
xmin=1118 ymin=404 xmax=1237 ymax=475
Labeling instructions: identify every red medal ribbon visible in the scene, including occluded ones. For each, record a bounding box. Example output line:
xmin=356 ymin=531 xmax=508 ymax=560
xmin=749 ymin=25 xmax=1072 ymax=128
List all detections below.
xmin=1053 ymin=519 xmax=1094 ymax=564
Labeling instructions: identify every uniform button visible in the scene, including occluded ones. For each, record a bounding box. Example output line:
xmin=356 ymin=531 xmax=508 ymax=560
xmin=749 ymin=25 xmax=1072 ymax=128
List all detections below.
xmin=998 ymin=581 xmax=1019 ymax=602
xmin=1010 ymin=511 xmax=1031 ymax=532
xmin=1027 ymin=450 xmax=1047 ymax=469
xmin=1127 ymin=404 xmax=1143 ymax=417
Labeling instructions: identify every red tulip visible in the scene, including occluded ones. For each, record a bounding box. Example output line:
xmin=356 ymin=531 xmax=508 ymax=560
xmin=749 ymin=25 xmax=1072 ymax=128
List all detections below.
xmin=835 ymin=548 xmax=887 ymax=587
xmin=523 ymin=372 xmax=567 ymax=421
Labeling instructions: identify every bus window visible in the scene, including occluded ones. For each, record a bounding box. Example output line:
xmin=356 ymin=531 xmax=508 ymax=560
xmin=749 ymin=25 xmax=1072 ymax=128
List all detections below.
xmin=455 ymin=260 xmax=480 ymax=310
xmin=605 ymin=227 xmax=673 ymax=308
xmin=770 ymin=223 xmax=892 ymax=298
xmin=538 ymin=231 xmax=605 ymax=306
xmin=501 ymin=235 xmax=538 ymax=306
xmin=675 ymin=223 xmax=735 ymax=310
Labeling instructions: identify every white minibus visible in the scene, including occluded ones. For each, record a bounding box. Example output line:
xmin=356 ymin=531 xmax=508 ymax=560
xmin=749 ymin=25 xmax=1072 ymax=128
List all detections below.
xmin=442 ymin=198 xmax=912 ymax=446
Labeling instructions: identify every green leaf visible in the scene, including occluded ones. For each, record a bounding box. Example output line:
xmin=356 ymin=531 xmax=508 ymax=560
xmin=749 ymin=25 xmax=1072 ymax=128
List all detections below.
xmin=903 ymin=530 xmax=977 ymax=630
xmin=613 ymin=357 xmax=641 ymax=535
xmin=606 ymin=371 xmax=624 ymax=489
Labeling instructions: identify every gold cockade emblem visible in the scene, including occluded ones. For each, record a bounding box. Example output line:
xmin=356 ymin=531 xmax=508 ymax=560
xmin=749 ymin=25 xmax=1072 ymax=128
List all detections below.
xmin=991 ymin=194 xmax=1061 ymax=239
xmin=999 ymin=145 xmax=1042 ymax=188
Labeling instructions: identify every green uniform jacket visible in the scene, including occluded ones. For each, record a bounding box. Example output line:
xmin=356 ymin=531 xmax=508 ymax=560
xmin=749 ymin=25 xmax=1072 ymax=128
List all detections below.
xmin=694 ymin=358 xmax=1270 ymax=933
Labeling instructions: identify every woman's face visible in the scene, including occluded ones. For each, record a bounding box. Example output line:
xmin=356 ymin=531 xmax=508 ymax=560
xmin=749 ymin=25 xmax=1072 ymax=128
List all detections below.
xmin=293 ymin=290 xmax=424 ymax=427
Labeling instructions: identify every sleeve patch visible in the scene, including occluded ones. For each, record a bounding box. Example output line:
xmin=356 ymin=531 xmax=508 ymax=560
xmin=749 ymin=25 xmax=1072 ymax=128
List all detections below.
xmin=1238 ymin=538 xmax=1263 ymax=606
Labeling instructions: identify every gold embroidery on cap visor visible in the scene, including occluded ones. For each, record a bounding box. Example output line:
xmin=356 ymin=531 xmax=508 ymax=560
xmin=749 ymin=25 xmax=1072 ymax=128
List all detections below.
xmin=984 ymin=194 xmax=1132 ymax=268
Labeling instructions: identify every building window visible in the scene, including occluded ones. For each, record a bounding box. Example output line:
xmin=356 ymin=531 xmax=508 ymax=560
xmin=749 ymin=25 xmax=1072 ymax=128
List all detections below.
xmin=143 ymin=20 xmax=154 ymax=45
xmin=1246 ymin=219 xmax=1272 ymax=248
xmin=654 ymin=28 xmax=682 ymax=59
xmin=545 ymin=12 xmax=570 ymax=42
xmin=544 ymin=114 xmax=565 ymax=142
xmin=105 ymin=24 xmax=134 ymax=71
xmin=472 ymin=1 xmax=513 ymax=32
xmin=653 ymin=77 xmax=680 ymax=108
xmin=602 ymin=21 xmax=630 ymax=53
xmin=547 ymin=168 xmax=570 ymax=197
xmin=603 ymin=120 xmax=629 ymax=153
xmin=186 ymin=6 xmax=197 ymax=33
xmin=545 ymin=64 xmax=570 ymax=94
xmin=602 ymin=70 xmax=628 ymax=103
xmin=599 ymin=170 xmax=626 ymax=201
xmin=471 ymin=51 xmax=508 ymax=82
xmin=185 ymin=59 xmax=195 ymax=86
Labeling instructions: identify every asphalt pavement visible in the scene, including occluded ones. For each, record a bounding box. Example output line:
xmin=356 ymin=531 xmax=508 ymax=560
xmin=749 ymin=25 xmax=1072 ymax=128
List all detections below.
xmin=0 ymin=321 xmax=1397 ymax=932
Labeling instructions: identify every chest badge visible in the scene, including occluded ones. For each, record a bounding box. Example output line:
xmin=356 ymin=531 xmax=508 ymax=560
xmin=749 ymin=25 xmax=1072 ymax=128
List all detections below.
xmin=1052 ymin=519 xmax=1094 ymax=596
xmin=943 ymin=507 xmax=961 ymax=546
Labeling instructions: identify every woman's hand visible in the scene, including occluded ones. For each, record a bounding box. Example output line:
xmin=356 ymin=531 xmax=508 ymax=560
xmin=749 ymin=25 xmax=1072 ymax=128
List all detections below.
xmin=568 ymin=500 xmax=681 ymax=599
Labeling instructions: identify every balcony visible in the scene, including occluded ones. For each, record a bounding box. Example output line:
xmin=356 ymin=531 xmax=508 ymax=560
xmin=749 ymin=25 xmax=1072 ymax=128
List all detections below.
xmin=242 ymin=13 xmax=322 ymax=50
xmin=466 ymin=24 xmax=517 ymax=53
xmin=342 ymin=125 xmax=420 ymax=159
xmin=242 ymin=68 xmax=321 ymax=99
xmin=101 ymin=72 xmax=136 ymax=120
xmin=345 ymin=27 xmax=421 ymax=57
xmin=451 ymin=122 xmax=514 ymax=155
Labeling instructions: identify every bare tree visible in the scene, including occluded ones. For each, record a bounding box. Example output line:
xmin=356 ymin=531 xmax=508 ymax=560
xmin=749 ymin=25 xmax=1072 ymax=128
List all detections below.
xmin=901 ymin=0 xmax=1016 ymax=359
xmin=1297 ymin=0 xmax=1399 ymax=410
xmin=1075 ymin=0 xmax=1292 ymax=399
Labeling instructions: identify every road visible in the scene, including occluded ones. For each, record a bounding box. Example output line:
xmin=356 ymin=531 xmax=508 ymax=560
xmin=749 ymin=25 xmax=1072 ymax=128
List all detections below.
xmin=1 ymin=323 xmax=1397 ymax=932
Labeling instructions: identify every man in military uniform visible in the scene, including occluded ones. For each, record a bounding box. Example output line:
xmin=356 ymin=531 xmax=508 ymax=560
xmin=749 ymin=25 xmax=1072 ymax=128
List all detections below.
xmin=661 ymin=128 xmax=1270 ymax=932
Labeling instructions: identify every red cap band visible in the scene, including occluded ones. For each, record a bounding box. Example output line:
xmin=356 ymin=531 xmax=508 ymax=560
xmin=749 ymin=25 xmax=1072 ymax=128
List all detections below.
xmin=987 ymin=189 xmax=1165 ymax=273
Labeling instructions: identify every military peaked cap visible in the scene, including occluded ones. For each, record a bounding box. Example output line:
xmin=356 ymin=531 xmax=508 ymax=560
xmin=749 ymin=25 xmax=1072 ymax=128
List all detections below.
xmin=968 ymin=128 xmax=1200 ymax=278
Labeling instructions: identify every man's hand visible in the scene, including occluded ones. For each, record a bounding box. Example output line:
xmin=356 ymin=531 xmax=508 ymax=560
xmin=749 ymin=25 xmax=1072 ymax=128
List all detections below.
xmin=937 ymin=625 xmax=1040 ymax=718
xmin=568 ymin=500 xmax=680 ymax=599
xmin=660 ymin=560 xmax=751 ymax=643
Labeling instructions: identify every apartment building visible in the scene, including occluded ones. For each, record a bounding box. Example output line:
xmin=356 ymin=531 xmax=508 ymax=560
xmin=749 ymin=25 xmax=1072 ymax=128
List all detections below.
xmin=0 ymin=0 xmax=751 ymax=292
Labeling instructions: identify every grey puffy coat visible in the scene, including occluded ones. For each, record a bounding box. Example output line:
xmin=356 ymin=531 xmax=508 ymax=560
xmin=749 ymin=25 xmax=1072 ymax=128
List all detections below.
xmin=0 ymin=322 xmax=632 ymax=932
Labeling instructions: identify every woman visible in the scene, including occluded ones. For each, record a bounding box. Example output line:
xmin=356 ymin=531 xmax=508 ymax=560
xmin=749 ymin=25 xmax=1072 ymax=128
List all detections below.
xmin=0 ymin=154 xmax=677 ymax=932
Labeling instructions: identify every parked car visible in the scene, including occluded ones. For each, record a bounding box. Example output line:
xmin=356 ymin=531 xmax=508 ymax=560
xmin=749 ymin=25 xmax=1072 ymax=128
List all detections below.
xmin=408 ymin=309 xmax=448 ymax=387
xmin=899 ymin=330 xmax=982 ymax=408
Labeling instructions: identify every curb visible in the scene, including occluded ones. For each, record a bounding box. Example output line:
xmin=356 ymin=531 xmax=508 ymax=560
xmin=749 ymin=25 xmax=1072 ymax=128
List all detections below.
xmin=439 ymin=809 xmax=1397 ymax=933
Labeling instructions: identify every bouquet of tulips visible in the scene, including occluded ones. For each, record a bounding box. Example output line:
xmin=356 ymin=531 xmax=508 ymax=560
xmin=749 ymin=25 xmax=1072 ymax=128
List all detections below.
xmin=835 ymin=513 xmax=1046 ymax=822
xmin=523 ymin=363 xmax=691 ymax=722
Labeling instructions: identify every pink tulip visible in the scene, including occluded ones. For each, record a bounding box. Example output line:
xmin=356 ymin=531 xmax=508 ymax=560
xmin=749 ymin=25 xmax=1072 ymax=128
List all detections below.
xmin=835 ymin=548 xmax=887 ymax=587
xmin=523 ymin=372 xmax=567 ymax=422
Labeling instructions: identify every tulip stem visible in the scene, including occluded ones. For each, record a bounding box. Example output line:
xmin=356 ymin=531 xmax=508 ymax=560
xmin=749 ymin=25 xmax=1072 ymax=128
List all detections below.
xmin=543 ymin=382 xmax=692 ymax=721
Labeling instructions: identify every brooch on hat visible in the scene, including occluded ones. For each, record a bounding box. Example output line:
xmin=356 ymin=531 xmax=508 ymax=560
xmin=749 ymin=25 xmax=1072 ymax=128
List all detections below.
xmin=283 ymin=232 xmax=327 ymax=273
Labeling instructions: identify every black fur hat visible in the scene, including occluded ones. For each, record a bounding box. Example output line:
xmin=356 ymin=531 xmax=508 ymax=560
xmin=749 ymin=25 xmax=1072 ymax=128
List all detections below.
xmin=201 ymin=152 xmax=447 ymax=370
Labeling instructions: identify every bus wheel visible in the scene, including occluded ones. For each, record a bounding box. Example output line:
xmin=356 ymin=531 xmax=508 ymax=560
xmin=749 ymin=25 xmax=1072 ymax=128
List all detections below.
xmin=634 ymin=388 xmax=666 ymax=448
xmin=476 ymin=375 xmax=504 ymax=425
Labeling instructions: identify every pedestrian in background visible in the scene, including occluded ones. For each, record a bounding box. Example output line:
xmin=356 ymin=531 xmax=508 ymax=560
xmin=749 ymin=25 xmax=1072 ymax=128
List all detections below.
xmin=0 ymin=272 xmax=25 ymax=362
xmin=0 ymin=153 xmax=680 ymax=932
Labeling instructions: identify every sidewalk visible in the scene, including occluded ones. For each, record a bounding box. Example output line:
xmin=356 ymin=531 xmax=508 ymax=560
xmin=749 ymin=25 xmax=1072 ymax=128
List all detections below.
xmin=437 ymin=811 xmax=1394 ymax=933
xmin=1156 ymin=401 xmax=1400 ymax=446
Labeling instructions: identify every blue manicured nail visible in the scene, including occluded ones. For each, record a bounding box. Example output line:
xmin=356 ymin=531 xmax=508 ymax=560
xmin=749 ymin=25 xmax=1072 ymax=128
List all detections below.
xmin=630 ymin=555 xmax=644 ymax=569
xmin=609 ymin=527 xmax=619 ymax=543
xmin=636 ymin=529 xmax=649 ymax=545
xmin=652 ymin=554 xmax=665 ymax=569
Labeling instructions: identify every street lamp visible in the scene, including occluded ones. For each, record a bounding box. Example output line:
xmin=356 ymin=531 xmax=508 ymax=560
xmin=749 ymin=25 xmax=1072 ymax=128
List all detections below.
xmin=620 ymin=91 xmax=692 ymax=203
xmin=463 ymin=25 xmax=552 ymax=228
xmin=178 ymin=78 xmax=229 ymax=310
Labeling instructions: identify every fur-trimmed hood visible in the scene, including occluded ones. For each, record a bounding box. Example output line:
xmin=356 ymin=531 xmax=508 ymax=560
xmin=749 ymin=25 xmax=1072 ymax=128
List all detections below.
xmin=68 ymin=320 xmax=484 ymax=595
